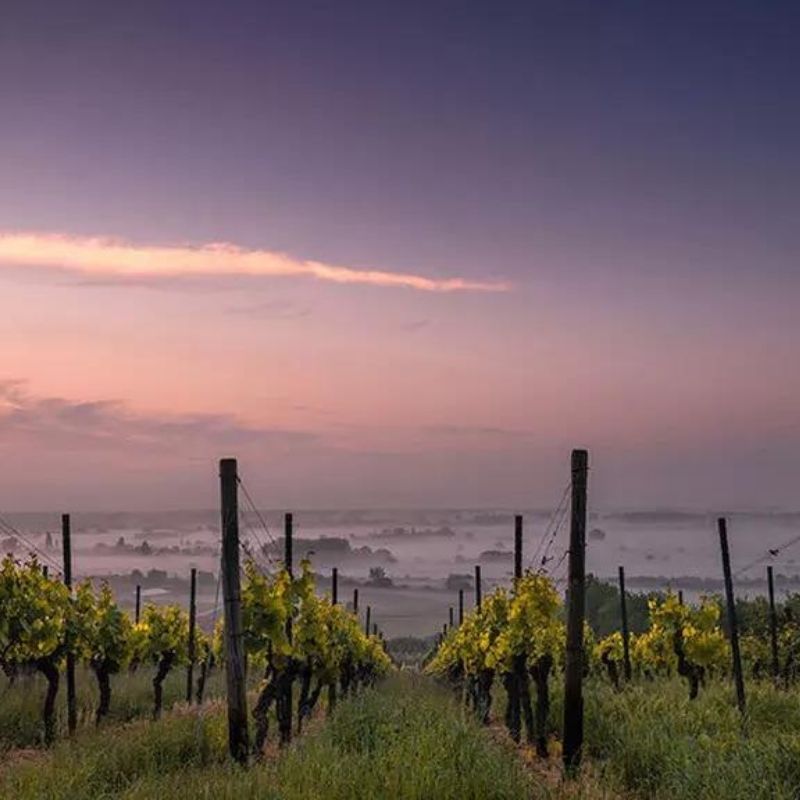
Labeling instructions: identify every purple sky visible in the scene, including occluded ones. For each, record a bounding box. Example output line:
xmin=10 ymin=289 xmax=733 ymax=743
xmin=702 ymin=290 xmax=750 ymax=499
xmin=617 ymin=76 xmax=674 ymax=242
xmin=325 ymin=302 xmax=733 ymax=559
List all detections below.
xmin=1 ymin=1 xmax=799 ymax=510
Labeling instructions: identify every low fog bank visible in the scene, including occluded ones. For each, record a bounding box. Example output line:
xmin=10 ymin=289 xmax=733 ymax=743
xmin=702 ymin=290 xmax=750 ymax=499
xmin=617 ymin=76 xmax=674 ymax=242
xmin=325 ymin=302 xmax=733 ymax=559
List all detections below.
xmin=3 ymin=508 xmax=799 ymax=636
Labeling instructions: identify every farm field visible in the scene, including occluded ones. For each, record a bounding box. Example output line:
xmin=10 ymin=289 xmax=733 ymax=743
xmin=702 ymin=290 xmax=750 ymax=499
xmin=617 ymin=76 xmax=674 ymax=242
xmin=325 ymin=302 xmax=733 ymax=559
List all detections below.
xmin=5 ymin=534 xmax=800 ymax=797
xmin=4 ymin=466 xmax=800 ymax=797
xmin=4 ymin=671 xmax=800 ymax=799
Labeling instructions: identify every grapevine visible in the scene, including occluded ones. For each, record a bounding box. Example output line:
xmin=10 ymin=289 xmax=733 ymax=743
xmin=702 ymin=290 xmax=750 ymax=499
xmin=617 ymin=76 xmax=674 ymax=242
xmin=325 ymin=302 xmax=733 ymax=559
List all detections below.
xmin=637 ymin=593 xmax=728 ymax=698
xmin=0 ymin=551 xmax=386 ymax=748
xmin=426 ymin=572 xmax=563 ymax=754
xmin=237 ymin=558 xmax=390 ymax=752
xmin=136 ymin=603 xmax=190 ymax=719
xmin=0 ymin=555 xmax=70 ymax=743
xmin=72 ymin=580 xmax=136 ymax=723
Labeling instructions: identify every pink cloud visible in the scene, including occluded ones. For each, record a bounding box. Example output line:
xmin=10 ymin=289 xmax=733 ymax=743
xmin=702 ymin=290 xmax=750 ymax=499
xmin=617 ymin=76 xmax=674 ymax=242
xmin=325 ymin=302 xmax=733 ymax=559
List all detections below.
xmin=0 ymin=231 xmax=509 ymax=293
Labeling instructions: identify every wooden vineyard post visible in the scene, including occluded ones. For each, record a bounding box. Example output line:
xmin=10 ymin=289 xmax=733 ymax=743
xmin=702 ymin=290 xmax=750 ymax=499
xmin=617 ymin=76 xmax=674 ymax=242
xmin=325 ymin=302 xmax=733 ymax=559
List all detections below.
xmin=563 ymin=449 xmax=588 ymax=774
xmin=328 ymin=567 xmax=338 ymax=711
xmin=449 ymin=606 xmax=454 ymax=628
xmin=618 ymin=566 xmax=632 ymax=682
xmin=186 ymin=567 xmax=197 ymax=704
xmin=62 ymin=513 xmax=77 ymax=736
xmin=284 ymin=513 xmax=293 ymax=580
xmin=135 ymin=584 xmax=141 ymax=624
xmin=507 ymin=513 xmax=525 ymax=743
xmin=514 ymin=514 xmax=523 ymax=581
xmin=281 ymin=512 xmax=294 ymax=745
xmin=678 ymin=590 xmax=684 ymax=605
xmin=219 ymin=458 xmax=249 ymax=764
xmin=373 ymin=623 xmax=378 ymax=636
xmin=475 ymin=565 xmax=482 ymax=609
xmin=458 ymin=588 xmax=464 ymax=626
xmin=365 ymin=605 xmax=371 ymax=636
xmin=768 ymin=565 xmax=780 ymax=682
xmin=719 ymin=518 xmax=746 ymax=716
xmin=352 ymin=587 xmax=359 ymax=613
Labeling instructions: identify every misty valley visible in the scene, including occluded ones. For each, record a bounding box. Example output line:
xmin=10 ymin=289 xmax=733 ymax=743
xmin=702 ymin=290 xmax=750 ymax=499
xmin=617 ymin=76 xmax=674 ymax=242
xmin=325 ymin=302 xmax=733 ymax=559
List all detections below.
xmin=3 ymin=507 xmax=798 ymax=637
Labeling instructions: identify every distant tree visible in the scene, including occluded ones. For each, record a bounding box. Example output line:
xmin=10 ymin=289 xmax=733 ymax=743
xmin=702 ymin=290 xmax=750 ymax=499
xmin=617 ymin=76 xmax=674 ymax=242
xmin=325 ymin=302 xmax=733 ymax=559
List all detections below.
xmin=584 ymin=575 xmax=652 ymax=636
xmin=367 ymin=567 xmax=393 ymax=587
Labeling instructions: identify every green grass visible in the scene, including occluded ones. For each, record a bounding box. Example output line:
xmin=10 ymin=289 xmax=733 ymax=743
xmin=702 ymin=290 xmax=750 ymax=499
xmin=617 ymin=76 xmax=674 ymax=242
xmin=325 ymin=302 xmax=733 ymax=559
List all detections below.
xmin=470 ymin=672 xmax=800 ymax=799
xmin=1 ymin=673 xmax=535 ymax=800
xmin=5 ymin=670 xmax=800 ymax=799
xmin=0 ymin=665 xmax=226 ymax=751
xmin=575 ymin=677 xmax=800 ymax=800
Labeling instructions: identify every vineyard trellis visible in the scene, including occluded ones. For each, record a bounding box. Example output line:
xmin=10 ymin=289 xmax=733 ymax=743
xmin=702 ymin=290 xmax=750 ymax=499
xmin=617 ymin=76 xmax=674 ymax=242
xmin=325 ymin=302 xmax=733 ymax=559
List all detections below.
xmin=0 ymin=458 xmax=390 ymax=756
xmin=5 ymin=448 xmax=800 ymax=781
xmin=424 ymin=448 xmax=800 ymax=778
xmin=426 ymin=449 xmax=591 ymax=767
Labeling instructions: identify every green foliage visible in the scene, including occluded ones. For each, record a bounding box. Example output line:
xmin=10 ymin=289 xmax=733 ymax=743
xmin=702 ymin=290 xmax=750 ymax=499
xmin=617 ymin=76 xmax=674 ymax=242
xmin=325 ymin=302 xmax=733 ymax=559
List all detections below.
xmin=594 ymin=631 xmax=624 ymax=663
xmin=72 ymin=581 xmax=136 ymax=673
xmin=629 ymin=593 xmax=728 ymax=686
xmin=0 ymin=555 xmax=69 ymax=668
xmin=1 ymin=554 xmax=389 ymax=749
xmin=426 ymin=573 xmax=564 ymax=679
xmin=238 ymin=558 xmax=391 ymax=679
xmin=241 ymin=560 xmax=292 ymax=659
xmin=136 ymin=604 xmax=190 ymax=667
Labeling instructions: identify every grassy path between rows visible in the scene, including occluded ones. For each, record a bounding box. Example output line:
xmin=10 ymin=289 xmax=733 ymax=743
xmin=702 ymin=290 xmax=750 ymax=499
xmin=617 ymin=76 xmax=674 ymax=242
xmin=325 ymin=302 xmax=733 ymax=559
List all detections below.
xmin=1 ymin=673 xmax=546 ymax=800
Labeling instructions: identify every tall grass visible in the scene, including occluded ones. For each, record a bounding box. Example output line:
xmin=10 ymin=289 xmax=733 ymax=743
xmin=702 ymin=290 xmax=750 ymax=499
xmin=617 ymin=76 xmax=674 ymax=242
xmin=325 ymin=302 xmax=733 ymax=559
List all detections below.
xmin=576 ymin=677 xmax=800 ymax=800
xmin=5 ymin=671 xmax=800 ymax=799
xmin=0 ymin=665 xmax=226 ymax=750
xmin=2 ymin=673 xmax=535 ymax=800
xmin=470 ymin=672 xmax=800 ymax=798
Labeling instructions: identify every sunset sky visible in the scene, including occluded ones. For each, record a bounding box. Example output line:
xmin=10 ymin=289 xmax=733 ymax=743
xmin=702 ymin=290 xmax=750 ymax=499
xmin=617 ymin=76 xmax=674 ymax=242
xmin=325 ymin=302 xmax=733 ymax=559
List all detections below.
xmin=1 ymin=1 xmax=799 ymax=510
